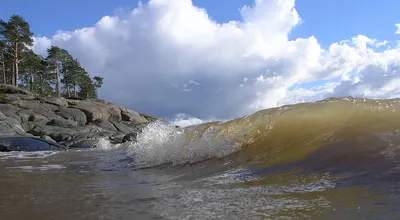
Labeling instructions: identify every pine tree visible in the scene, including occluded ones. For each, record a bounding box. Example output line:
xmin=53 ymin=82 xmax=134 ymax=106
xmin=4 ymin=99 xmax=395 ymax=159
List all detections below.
xmin=0 ymin=40 xmax=5 ymax=84
xmin=46 ymin=46 xmax=69 ymax=97
xmin=0 ymin=15 xmax=34 ymax=87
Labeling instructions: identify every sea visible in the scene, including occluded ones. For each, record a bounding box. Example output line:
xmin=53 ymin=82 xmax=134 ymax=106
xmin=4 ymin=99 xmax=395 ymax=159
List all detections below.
xmin=1 ymin=97 xmax=399 ymax=219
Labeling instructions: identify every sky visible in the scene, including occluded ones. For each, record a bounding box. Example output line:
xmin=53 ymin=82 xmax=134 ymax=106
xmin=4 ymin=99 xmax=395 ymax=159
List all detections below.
xmin=1 ymin=0 xmax=399 ymax=126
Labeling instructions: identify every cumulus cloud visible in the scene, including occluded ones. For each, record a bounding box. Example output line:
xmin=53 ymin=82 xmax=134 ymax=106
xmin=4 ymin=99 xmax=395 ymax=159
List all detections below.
xmin=171 ymin=113 xmax=214 ymax=127
xmin=32 ymin=0 xmax=400 ymax=121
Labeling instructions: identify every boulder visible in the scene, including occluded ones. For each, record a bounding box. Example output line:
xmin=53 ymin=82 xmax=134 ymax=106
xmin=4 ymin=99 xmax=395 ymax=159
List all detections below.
xmin=54 ymin=108 xmax=87 ymax=125
xmin=0 ymin=104 xmax=21 ymax=122
xmin=139 ymin=113 xmax=159 ymax=123
xmin=47 ymin=118 xmax=78 ymax=128
xmin=0 ymin=136 xmax=66 ymax=152
xmin=40 ymin=96 xmax=68 ymax=107
xmin=110 ymin=121 xmax=136 ymax=133
xmin=0 ymin=117 xmax=27 ymax=136
xmin=121 ymin=107 xmax=148 ymax=123
xmin=92 ymin=119 xmax=118 ymax=131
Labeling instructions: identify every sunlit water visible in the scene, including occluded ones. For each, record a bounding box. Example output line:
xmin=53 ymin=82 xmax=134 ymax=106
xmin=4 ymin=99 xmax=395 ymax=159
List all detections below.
xmin=1 ymin=98 xmax=400 ymax=219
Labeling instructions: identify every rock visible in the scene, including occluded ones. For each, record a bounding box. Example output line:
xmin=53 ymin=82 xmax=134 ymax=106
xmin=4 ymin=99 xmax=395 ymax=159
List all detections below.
xmin=47 ymin=118 xmax=78 ymax=128
xmin=121 ymin=107 xmax=148 ymax=123
xmin=122 ymin=132 xmax=138 ymax=143
xmin=0 ymin=84 xmax=158 ymax=151
xmin=22 ymin=102 xmax=61 ymax=121
xmin=92 ymin=119 xmax=118 ymax=131
xmin=110 ymin=121 xmax=136 ymax=133
xmin=0 ymin=136 xmax=66 ymax=152
xmin=28 ymin=113 xmax=48 ymax=123
xmin=50 ymin=133 xmax=72 ymax=142
xmin=69 ymin=101 xmax=114 ymax=122
xmin=40 ymin=135 xmax=57 ymax=143
xmin=0 ymin=117 xmax=27 ymax=136
xmin=139 ymin=113 xmax=159 ymax=123
xmin=16 ymin=109 xmax=48 ymax=123
xmin=68 ymin=139 xmax=100 ymax=149
xmin=54 ymin=108 xmax=87 ymax=125
xmin=40 ymin=96 xmax=68 ymax=107
xmin=0 ymin=84 xmax=34 ymax=95
xmin=0 ymin=104 xmax=21 ymax=122
xmin=6 ymin=93 xmax=35 ymax=101
xmin=0 ymin=110 xmax=5 ymax=119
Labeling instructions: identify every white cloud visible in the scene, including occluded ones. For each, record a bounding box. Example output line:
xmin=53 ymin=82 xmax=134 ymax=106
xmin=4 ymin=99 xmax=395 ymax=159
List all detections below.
xmin=32 ymin=0 xmax=400 ymax=121
xmin=171 ymin=113 xmax=213 ymax=127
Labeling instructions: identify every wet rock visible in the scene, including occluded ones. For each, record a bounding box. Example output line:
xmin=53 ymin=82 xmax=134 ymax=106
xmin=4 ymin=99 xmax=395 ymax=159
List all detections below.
xmin=40 ymin=135 xmax=57 ymax=143
xmin=122 ymin=132 xmax=138 ymax=143
xmin=0 ymin=136 xmax=66 ymax=152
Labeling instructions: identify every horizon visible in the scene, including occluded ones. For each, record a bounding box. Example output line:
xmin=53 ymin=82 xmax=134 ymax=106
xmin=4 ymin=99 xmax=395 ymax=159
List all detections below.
xmin=1 ymin=0 xmax=399 ymax=126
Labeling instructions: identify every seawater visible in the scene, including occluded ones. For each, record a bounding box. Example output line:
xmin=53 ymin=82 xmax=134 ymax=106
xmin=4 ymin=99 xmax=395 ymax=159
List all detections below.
xmin=1 ymin=97 xmax=400 ymax=219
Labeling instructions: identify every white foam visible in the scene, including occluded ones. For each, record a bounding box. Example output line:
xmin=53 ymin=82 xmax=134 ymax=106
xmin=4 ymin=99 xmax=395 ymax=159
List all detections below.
xmin=0 ymin=151 xmax=59 ymax=160
xmin=126 ymin=121 xmax=242 ymax=168
xmin=7 ymin=164 xmax=66 ymax=171
xmin=97 ymin=138 xmax=121 ymax=151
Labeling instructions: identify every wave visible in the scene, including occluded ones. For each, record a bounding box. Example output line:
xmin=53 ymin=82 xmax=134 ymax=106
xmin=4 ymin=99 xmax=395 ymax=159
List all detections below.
xmin=126 ymin=97 xmax=400 ymax=169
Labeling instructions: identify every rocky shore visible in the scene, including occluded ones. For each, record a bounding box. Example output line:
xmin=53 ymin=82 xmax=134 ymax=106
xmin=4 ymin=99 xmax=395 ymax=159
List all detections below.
xmin=0 ymin=84 xmax=159 ymax=152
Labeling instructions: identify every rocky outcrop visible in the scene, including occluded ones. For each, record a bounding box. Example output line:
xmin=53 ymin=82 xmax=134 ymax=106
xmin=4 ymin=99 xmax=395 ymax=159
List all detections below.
xmin=0 ymin=85 xmax=159 ymax=152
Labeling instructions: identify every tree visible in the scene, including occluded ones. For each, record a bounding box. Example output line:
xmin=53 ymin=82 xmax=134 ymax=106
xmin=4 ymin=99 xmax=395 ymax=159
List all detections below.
xmin=46 ymin=46 xmax=69 ymax=97
xmin=61 ymin=56 xmax=82 ymax=98
xmin=0 ymin=15 xmax=33 ymax=87
xmin=20 ymin=49 xmax=45 ymax=91
xmin=0 ymin=40 xmax=5 ymax=84
xmin=78 ymin=73 xmax=95 ymax=99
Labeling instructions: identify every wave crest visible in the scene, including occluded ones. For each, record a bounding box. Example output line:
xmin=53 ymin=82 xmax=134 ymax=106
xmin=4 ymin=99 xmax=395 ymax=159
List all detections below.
xmin=126 ymin=121 xmax=242 ymax=168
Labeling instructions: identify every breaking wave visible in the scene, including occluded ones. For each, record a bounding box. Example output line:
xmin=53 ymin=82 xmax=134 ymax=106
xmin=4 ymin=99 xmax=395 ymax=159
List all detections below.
xmin=126 ymin=120 xmax=242 ymax=168
xmin=127 ymin=97 xmax=400 ymax=169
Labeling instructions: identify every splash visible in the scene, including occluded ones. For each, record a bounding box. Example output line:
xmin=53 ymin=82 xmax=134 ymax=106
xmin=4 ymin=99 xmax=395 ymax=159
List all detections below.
xmin=126 ymin=120 xmax=242 ymax=168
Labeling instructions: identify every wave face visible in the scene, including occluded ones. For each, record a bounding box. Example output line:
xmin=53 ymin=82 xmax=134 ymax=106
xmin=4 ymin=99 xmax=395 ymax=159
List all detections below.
xmin=127 ymin=97 xmax=400 ymax=170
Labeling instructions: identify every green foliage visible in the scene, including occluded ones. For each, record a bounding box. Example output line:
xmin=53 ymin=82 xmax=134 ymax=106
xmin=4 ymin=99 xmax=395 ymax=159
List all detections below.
xmin=0 ymin=14 xmax=105 ymax=99
xmin=0 ymin=15 xmax=34 ymax=87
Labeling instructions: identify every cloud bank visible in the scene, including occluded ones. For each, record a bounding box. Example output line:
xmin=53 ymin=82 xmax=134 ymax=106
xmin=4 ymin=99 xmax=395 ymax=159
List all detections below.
xmin=32 ymin=0 xmax=400 ymax=123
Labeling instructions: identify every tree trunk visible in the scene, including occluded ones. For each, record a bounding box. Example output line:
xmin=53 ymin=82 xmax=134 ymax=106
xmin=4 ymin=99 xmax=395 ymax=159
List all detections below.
xmin=39 ymin=74 xmax=43 ymax=96
xmin=74 ymin=80 xmax=77 ymax=98
xmin=14 ymin=41 xmax=19 ymax=87
xmin=56 ymin=52 xmax=60 ymax=97
xmin=30 ymin=73 xmax=33 ymax=91
xmin=66 ymin=81 xmax=70 ymax=98
xmin=1 ymin=53 xmax=5 ymax=84
xmin=12 ymin=61 xmax=15 ymax=86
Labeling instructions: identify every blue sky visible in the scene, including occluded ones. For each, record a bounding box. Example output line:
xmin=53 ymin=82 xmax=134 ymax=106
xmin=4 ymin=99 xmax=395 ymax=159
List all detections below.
xmin=1 ymin=0 xmax=399 ymax=121
xmin=1 ymin=0 xmax=399 ymax=48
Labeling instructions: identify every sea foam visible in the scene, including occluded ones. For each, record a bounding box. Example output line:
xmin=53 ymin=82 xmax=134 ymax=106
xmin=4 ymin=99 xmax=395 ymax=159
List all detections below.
xmin=126 ymin=121 xmax=241 ymax=168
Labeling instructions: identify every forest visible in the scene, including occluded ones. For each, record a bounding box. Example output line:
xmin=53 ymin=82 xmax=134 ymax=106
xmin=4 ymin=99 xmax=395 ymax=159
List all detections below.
xmin=0 ymin=14 xmax=103 ymax=99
